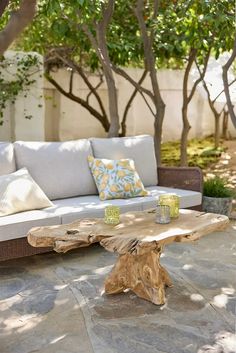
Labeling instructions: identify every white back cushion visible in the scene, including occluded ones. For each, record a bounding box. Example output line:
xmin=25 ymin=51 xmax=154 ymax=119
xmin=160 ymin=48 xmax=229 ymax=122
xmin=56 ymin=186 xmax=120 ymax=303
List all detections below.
xmin=0 ymin=142 xmax=16 ymax=176
xmin=14 ymin=140 xmax=97 ymax=200
xmin=90 ymin=135 xmax=158 ymax=186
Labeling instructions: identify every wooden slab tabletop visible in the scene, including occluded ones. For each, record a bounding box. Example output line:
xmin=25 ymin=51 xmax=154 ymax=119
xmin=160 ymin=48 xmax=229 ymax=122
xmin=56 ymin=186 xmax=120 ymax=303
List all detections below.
xmin=27 ymin=209 xmax=229 ymax=255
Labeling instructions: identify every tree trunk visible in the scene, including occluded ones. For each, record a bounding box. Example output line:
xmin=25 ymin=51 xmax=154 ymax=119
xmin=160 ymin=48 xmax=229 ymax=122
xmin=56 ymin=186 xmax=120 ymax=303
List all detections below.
xmin=103 ymin=68 xmax=120 ymax=137
xmin=81 ymin=0 xmax=120 ymax=137
xmin=0 ymin=0 xmax=9 ymax=17
xmin=97 ymin=37 xmax=120 ymax=137
xmin=0 ymin=0 xmax=37 ymax=56
xmin=134 ymin=0 xmax=165 ymax=165
xmin=214 ymin=114 xmax=220 ymax=149
xmin=180 ymin=106 xmax=191 ymax=166
xmin=201 ymin=79 xmax=222 ymax=150
xmin=96 ymin=19 xmax=120 ymax=137
xmin=180 ymin=49 xmax=196 ymax=166
xmin=222 ymin=34 xmax=236 ymax=129
xmin=180 ymin=48 xmax=210 ymax=166
xmin=222 ymin=110 xmax=229 ymax=140
xmin=154 ymin=102 xmax=165 ymax=166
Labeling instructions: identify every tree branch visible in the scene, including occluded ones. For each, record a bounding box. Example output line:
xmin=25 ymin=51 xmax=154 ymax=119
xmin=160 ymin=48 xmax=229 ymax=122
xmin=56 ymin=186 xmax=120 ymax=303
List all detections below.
xmin=0 ymin=0 xmax=9 ymax=17
xmin=213 ymin=78 xmax=236 ymax=104
xmin=78 ymin=0 xmax=120 ymax=137
xmin=113 ymin=66 xmax=155 ymax=115
xmin=202 ymin=78 xmax=219 ymax=118
xmin=183 ymin=48 xmax=197 ymax=104
xmin=134 ymin=0 xmax=163 ymax=106
xmin=188 ymin=48 xmax=211 ymax=103
xmin=195 ymin=56 xmax=217 ymax=116
xmin=112 ymin=65 xmax=153 ymax=99
xmin=134 ymin=0 xmax=152 ymax=71
xmin=100 ymin=0 xmax=115 ymax=30
xmin=45 ymin=71 xmax=110 ymax=132
xmin=219 ymin=103 xmax=227 ymax=116
xmin=222 ymin=35 xmax=236 ymax=128
xmin=0 ymin=0 xmax=37 ymax=55
xmin=46 ymin=50 xmax=108 ymax=121
xmin=69 ymin=70 xmax=74 ymax=94
xmin=120 ymin=69 xmax=148 ymax=136
xmin=149 ymin=0 xmax=159 ymax=45
xmin=86 ymin=73 xmax=103 ymax=103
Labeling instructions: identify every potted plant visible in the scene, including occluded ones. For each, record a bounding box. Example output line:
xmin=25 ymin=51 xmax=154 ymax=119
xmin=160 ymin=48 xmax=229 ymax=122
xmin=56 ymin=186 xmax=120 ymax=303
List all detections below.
xmin=203 ymin=176 xmax=235 ymax=216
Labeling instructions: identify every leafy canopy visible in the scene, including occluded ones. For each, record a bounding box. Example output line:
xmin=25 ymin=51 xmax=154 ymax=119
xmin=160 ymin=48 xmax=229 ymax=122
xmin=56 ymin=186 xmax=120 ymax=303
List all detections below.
xmin=2 ymin=0 xmax=233 ymax=71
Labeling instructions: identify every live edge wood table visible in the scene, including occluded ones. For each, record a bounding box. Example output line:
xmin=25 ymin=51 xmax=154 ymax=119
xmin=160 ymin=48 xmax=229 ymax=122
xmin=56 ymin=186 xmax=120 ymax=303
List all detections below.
xmin=27 ymin=209 xmax=229 ymax=305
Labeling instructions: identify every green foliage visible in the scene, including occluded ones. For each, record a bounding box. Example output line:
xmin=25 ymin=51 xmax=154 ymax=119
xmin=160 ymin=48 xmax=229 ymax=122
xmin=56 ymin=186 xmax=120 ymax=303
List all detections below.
xmin=161 ymin=137 xmax=225 ymax=168
xmin=13 ymin=0 xmax=143 ymax=70
xmin=1 ymin=0 xmax=234 ymax=134
xmin=203 ymin=176 xmax=235 ymax=198
xmin=1 ymin=0 xmax=234 ymax=71
xmin=0 ymin=1 xmax=21 ymax=30
xmin=5 ymin=0 xmax=233 ymax=72
xmin=154 ymin=0 xmax=235 ymax=68
xmin=0 ymin=53 xmax=41 ymax=123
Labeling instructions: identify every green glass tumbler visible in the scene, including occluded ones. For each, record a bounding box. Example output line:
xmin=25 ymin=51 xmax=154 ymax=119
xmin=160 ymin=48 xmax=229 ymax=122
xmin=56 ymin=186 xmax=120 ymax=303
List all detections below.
xmin=159 ymin=194 xmax=180 ymax=218
xmin=104 ymin=206 xmax=120 ymax=225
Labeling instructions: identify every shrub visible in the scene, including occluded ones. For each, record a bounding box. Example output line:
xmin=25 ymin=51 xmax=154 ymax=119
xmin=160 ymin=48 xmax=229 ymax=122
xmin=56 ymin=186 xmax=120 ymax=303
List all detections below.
xmin=203 ymin=176 xmax=235 ymax=198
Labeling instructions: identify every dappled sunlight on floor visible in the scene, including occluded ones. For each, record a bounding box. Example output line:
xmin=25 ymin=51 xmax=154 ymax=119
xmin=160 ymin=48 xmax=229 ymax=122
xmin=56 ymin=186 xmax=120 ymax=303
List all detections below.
xmin=3 ymin=314 xmax=44 ymax=334
xmin=205 ymin=141 xmax=236 ymax=191
xmin=190 ymin=293 xmax=205 ymax=302
xmin=0 ymin=225 xmax=236 ymax=353
xmin=197 ymin=331 xmax=236 ymax=353
xmin=212 ymin=293 xmax=229 ymax=308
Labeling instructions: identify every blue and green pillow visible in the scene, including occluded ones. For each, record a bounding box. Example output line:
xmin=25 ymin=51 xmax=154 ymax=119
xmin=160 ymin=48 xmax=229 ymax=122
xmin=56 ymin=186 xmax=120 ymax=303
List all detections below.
xmin=88 ymin=156 xmax=148 ymax=200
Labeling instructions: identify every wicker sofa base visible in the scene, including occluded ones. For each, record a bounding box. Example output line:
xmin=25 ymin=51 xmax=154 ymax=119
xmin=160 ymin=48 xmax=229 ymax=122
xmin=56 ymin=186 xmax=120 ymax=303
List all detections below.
xmin=0 ymin=237 xmax=52 ymax=262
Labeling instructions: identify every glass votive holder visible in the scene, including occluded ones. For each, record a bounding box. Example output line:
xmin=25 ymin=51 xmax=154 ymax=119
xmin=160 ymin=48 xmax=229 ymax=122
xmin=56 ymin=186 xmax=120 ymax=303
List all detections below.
xmin=159 ymin=194 xmax=180 ymax=218
xmin=156 ymin=205 xmax=170 ymax=224
xmin=104 ymin=206 xmax=120 ymax=225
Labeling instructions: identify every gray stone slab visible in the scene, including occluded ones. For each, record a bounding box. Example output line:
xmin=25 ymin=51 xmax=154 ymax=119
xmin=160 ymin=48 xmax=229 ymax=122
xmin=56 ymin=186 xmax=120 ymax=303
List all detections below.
xmin=0 ymin=224 xmax=236 ymax=353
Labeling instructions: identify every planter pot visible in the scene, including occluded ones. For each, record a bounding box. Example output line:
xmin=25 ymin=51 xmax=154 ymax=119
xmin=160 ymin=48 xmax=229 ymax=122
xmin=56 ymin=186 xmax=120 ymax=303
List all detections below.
xmin=202 ymin=196 xmax=232 ymax=216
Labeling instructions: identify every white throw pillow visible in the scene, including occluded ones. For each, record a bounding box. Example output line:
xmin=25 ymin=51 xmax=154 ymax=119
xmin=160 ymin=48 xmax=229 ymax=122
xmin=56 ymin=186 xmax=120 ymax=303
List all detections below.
xmin=0 ymin=168 xmax=53 ymax=217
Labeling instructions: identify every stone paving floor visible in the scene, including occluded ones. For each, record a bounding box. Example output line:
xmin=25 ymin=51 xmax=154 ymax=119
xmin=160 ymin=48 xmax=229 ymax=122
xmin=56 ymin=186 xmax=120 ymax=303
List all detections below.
xmin=0 ymin=222 xmax=236 ymax=353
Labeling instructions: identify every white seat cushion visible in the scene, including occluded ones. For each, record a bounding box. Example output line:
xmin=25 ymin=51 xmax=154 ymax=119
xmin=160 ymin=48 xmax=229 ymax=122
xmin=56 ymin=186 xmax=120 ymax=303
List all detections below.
xmin=45 ymin=195 xmax=143 ymax=224
xmin=90 ymin=135 xmax=157 ymax=187
xmin=0 ymin=186 xmax=201 ymax=242
xmin=0 ymin=142 xmax=16 ymax=176
xmin=14 ymin=140 xmax=97 ymax=200
xmin=44 ymin=186 xmax=201 ymax=224
xmin=142 ymin=186 xmax=202 ymax=209
xmin=0 ymin=211 xmax=61 ymax=241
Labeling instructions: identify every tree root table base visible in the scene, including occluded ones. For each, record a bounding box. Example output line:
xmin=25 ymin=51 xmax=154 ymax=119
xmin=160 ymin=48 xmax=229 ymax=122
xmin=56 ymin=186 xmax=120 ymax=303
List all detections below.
xmin=28 ymin=209 xmax=229 ymax=305
xmin=104 ymin=250 xmax=173 ymax=305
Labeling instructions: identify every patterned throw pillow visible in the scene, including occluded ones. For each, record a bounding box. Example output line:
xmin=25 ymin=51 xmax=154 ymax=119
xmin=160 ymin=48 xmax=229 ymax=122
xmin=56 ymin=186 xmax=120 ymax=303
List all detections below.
xmin=88 ymin=156 xmax=148 ymax=200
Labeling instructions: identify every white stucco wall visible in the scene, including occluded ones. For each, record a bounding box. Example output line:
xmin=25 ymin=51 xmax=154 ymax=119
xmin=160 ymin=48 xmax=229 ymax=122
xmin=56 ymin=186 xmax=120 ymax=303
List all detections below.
xmin=1 ymin=52 xmax=235 ymax=143
xmin=44 ymin=67 xmax=228 ymax=142
xmin=0 ymin=51 xmax=45 ymax=142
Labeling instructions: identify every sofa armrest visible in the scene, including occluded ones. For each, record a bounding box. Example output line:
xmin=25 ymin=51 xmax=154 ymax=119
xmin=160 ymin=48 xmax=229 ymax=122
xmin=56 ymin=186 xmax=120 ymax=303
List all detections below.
xmin=157 ymin=166 xmax=203 ymax=194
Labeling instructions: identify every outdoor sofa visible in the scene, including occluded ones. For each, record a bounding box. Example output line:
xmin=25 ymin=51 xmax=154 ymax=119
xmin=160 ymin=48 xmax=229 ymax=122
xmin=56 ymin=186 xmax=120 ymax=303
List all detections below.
xmin=0 ymin=135 xmax=203 ymax=261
